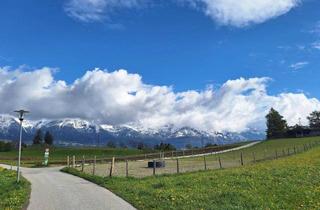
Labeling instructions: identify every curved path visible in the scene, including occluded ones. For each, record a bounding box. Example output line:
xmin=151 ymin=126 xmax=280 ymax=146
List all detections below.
xmin=0 ymin=164 xmax=136 ymax=210
xmin=164 ymin=141 xmax=261 ymax=159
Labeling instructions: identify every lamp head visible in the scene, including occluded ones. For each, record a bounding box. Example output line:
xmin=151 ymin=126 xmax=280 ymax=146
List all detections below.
xmin=14 ymin=110 xmax=30 ymax=121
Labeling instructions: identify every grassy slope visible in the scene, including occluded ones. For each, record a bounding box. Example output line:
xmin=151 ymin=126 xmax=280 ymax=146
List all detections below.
xmin=0 ymin=168 xmax=30 ymax=210
xmin=63 ymin=137 xmax=320 ymax=210
xmin=0 ymin=146 xmax=148 ymax=166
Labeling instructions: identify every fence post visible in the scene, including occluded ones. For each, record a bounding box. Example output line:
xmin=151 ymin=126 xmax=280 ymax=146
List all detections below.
xmin=126 ymin=160 xmax=129 ymax=177
xmin=204 ymin=156 xmax=207 ymax=170
xmin=81 ymin=155 xmax=84 ymax=172
xmin=275 ymin=150 xmax=278 ymax=159
xmin=93 ymin=156 xmax=96 ymax=175
xmin=109 ymin=157 xmax=115 ymax=177
xmin=282 ymin=149 xmax=285 ymax=156
xmin=240 ymin=152 xmax=244 ymax=166
xmin=218 ymin=156 xmax=222 ymax=169
xmin=176 ymin=159 xmax=180 ymax=173
xmin=153 ymin=160 xmax=156 ymax=176
xmin=67 ymin=156 xmax=70 ymax=167
xmin=72 ymin=155 xmax=75 ymax=168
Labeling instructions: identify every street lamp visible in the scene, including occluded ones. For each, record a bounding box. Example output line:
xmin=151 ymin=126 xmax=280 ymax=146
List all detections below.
xmin=14 ymin=110 xmax=29 ymax=183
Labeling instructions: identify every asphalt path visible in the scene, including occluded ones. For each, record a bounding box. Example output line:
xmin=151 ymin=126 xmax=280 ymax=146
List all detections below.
xmin=0 ymin=164 xmax=136 ymax=210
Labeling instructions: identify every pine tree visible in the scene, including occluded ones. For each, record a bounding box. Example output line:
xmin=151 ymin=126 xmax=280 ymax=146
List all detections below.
xmin=44 ymin=131 xmax=54 ymax=145
xmin=33 ymin=129 xmax=43 ymax=145
xmin=307 ymin=111 xmax=320 ymax=129
xmin=266 ymin=108 xmax=288 ymax=139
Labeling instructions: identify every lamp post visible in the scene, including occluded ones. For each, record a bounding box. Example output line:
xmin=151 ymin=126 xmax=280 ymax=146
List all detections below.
xmin=14 ymin=110 xmax=29 ymax=183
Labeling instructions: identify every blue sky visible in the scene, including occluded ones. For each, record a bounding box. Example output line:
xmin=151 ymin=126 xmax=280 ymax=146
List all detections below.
xmin=0 ymin=0 xmax=319 ymax=96
xmin=0 ymin=0 xmax=319 ymax=131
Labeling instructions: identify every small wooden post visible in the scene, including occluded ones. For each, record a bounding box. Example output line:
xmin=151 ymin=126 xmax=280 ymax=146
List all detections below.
xmin=182 ymin=150 xmax=185 ymax=156
xmin=109 ymin=157 xmax=115 ymax=177
xmin=176 ymin=158 xmax=180 ymax=173
xmin=153 ymin=160 xmax=156 ymax=176
xmin=282 ymin=149 xmax=285 ymax=156
xmin=67 ymin=156 xmax=70 ymax=167
xmin=218 ymin=156 xmax=222 ymax=169
xmin=81 ymin=155 xmax=84 ymax=172
xmin=294 ymin=146 xmax=296 ymax=154
xmin=93 ymin=156 xmax=96 ymax=175
xmin=72 ymin=155 xmax=75 ymax=168
xmin=126 ymin=160 xmax=129 ymax=177
xmin=275 ymin=150 xmax=278 ymax=159
xmin=240 ymin=152 xmax=244 ymax=166
xmin=171 ymin=151 xmax=174 ymax=158
xmin=203 ymin=156 xmax=207 ymax=170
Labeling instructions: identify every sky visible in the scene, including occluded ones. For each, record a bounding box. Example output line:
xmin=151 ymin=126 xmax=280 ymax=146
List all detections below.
xmin=0 ymin=0 xmax=320 ymax=133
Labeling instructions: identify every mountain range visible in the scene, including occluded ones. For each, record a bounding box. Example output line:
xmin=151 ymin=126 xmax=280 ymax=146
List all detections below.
xmin=0 ymin=115 xmax=265 ymax=148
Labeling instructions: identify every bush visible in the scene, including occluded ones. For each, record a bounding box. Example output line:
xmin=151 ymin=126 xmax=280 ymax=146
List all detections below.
xmin=0 ymin=141 xmax=14 ymax=152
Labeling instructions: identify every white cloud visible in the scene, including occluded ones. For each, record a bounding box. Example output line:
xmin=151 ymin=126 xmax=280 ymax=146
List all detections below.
xmin=64 ymin=0 xmax=145 ymax=22
xmin=290 ymin=61 xmax=309 ymax=70
xmin=1 ymin=66 xmax=319 ymax=133
xmin=310 ymin=21 xmax=320 ymax=35
xmin=64 ymin=0 xmax=301 ymax=26
xmin=312 ymin=41 xmax=320 ymax=50
xmin=184 ymin=0 xmax=300 ymax=27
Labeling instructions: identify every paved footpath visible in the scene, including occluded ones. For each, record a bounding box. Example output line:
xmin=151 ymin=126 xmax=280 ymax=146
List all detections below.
xmin=0 ymin=164 xmax=136 ymax=210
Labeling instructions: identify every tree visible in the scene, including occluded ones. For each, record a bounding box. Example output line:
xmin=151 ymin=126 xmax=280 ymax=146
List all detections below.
xmin=154 ymin=142 xmax=176 ymax=151
xmin=107 ymin=140 xmax=117 ymax=148
xmin=33 ymin=129 xmax=43 ymax=145
xmin=185 ymin=144 xmax=193 ymax=149
xmin=307 ymin=111 xmax=320 ymax=129
xmin=44 ymin=131 xmax=54 ymax=145
xmin=266 ymin=108 xmax=288 ymax=139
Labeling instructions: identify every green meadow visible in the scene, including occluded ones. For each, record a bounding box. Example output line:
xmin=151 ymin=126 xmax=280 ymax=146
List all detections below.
xmin=0 ymin=145 xmax=148 ymax=166
xmin=0 ymin=167 xmax=30 ymax=210
xmin=63 ymin=137 xmax=320 ymax=210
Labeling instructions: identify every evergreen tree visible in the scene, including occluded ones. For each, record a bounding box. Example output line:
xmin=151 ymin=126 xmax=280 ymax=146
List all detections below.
xmin=266 ymin=108 xmax=288 ymax=139
xmin=33 ymin=129 xmax=43 ymax=145
xmin=106 ymin=140 xmax=117 ymax=148
xmin=44 ymin=131 xmax=54 ymax=145
xmin=307 ymin=111 xmax=320 ymax=129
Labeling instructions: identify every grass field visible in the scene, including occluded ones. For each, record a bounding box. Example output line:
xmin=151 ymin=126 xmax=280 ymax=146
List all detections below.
xmin=63 ymin=137 xmax=320 ymax=210
xmin=79 ymin=137 xmax=320 ymax=178
xmin=0 ymin=167 xmax=30 ymax=210
xmin=0 ymin=145 xmax=148 ymax=166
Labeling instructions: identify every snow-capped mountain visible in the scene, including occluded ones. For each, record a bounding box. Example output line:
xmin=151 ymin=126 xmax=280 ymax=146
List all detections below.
xmin=0 ymin=115 xmax=265 ymax=148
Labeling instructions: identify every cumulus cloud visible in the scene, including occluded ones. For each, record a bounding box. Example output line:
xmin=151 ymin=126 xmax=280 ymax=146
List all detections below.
xmin=290 ymin=61 xmax=309 ymax=70
xmin=184 ymin=0 xmax=300 ymax=27
xmin=1 ymin=66 xmax=319 ymax=133
xmin=64 ymin=0 xmax=145 ymax=22
xmin=64 ymin=0 xmax=301 ymax=26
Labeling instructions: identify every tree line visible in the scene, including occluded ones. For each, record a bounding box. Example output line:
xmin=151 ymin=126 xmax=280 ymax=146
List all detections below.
xmin=266 ymin=108 xmax=320 ymax=139
xmin=32 ymin=129 xmax=54 ymax=145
